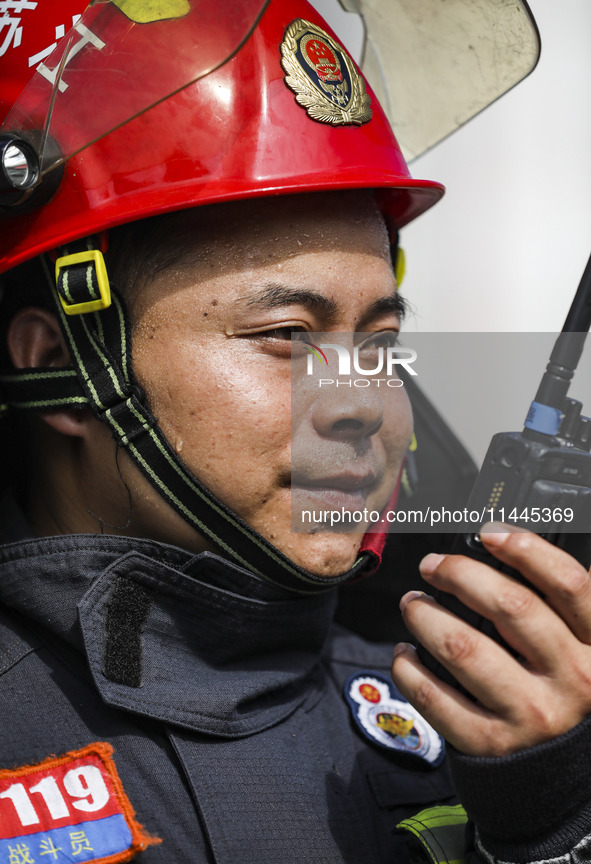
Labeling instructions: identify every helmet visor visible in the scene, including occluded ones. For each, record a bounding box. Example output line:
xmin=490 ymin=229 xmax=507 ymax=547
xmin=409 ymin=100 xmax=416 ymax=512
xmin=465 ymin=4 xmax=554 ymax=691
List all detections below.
xmin=1 ymin=0 xmax=270 ymax=178
xmin=339 ymin=0 xmax=540 ymax=160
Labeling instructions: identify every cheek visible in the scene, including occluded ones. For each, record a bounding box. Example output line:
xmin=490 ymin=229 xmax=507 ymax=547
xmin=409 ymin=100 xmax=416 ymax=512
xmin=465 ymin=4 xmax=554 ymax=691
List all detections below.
xmin=132 ymin=332 xmax=292 ymax=495
xmin=373 ymin=387 xmax=413 ymax=499
xmin=383 ymin=387 xmax=413 ymax=453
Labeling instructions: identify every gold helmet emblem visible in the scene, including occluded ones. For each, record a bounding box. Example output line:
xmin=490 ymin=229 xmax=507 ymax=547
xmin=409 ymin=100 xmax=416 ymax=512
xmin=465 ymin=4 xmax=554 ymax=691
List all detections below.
xmin=281 ymin=19 xmax=372 ymax=126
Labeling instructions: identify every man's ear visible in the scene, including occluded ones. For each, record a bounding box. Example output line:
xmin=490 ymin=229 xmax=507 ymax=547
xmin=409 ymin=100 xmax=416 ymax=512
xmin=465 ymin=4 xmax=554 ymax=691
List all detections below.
xmin=7 ymin=307 xmax=70 ymax=369
xmin=7 ymin=307 xmax=86 ymax=437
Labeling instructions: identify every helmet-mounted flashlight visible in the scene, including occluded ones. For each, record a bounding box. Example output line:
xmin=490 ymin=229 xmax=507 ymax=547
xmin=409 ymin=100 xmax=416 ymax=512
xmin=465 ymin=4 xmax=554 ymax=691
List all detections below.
xmin=0 ymin=134 xmax=65 ymax=213
xmin=0 ymin=135 xmax=40 ymax=207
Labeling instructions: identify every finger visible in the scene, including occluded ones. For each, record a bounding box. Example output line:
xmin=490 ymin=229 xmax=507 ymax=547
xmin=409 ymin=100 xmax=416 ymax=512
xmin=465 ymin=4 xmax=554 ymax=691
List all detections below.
xmin=392 ymin=642 xmax=519 ymax=757
xmin=479 ymin=523 xmax=591 ymax=643
xmin=399 ymin=590 xmax=533 ymax=713
xmin=419 ymin=551 xmax=576 ymax=672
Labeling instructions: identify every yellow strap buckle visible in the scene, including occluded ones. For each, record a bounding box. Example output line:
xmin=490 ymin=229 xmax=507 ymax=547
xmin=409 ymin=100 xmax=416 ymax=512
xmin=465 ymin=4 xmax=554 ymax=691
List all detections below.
xmin=55 ymin=249 xmax=112 ymax=316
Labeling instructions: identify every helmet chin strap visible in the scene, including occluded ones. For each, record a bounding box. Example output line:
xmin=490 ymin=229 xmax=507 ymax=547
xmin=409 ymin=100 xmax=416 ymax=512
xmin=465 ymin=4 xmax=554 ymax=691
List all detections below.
xmin=1 ymin=242 xmax=390 ymax=593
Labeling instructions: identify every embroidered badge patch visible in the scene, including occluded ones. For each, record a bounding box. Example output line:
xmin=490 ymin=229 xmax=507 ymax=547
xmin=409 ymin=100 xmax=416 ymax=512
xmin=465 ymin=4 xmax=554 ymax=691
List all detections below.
xmin=0 ymin=742 xmax=160 ymax=863
xmin=281 ymin=18 xmax=372 ymax=126
xmin=345 ymin=673 xmax=445 ymax=766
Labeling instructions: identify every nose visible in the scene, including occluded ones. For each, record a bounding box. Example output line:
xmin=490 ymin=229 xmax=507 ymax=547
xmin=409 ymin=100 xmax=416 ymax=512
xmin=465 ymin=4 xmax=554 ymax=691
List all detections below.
xmin=311 ymin=384 xmax=384 ymax=441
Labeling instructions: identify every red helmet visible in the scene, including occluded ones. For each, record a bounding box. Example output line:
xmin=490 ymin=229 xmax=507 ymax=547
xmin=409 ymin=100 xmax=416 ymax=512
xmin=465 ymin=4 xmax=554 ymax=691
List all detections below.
xmin=0 ymin=0 xmax=443 ymax=274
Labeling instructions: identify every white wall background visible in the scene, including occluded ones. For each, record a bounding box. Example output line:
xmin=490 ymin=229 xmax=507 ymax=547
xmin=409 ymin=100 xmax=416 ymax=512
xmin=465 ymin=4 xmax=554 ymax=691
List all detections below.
xmin=401 ymin=0 xmax=591 ymax=333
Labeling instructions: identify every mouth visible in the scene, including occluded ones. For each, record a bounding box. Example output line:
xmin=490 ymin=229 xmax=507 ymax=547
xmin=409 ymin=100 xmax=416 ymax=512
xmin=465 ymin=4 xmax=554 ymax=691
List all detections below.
xmin=291 ymin=471 xmax=381 ymax=512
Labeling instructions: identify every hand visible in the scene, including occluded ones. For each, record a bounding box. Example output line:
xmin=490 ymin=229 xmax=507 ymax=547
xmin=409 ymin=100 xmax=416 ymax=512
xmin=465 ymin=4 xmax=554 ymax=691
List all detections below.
xmin=391 ymin=524 xmax=591 ymax=757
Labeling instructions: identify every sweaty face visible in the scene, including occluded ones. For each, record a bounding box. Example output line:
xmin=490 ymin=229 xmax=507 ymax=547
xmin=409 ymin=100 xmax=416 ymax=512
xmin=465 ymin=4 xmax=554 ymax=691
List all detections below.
xmin=127 ymin=193 xmax=412 ymax=577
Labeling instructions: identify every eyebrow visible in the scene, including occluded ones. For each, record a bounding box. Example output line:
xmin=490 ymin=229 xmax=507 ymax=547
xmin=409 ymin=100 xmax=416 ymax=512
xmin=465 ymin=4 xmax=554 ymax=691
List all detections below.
xmin=246 ymin=283 xmax=339 ymax=322
xmin=359 ymin=294 xmax=408 ymax=327
xmin=244 ymin=282 xmax=407 ymax=324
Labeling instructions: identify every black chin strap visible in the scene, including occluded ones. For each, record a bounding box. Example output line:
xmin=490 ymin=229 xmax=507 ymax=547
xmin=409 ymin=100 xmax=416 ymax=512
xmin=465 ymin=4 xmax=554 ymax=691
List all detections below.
xmin=0 ymin=248 xmax=379 ymax=594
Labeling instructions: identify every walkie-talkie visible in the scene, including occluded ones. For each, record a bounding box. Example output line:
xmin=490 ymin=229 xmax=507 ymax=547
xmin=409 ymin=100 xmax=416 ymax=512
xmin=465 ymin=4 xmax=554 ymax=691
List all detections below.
xmin=418 ymin=251 xmax=591 ymax=684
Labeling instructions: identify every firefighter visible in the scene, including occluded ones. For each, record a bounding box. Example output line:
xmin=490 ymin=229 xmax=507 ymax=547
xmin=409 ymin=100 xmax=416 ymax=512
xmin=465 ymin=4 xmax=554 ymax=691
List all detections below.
xmin=0 ymin=2 xmax=590 ymax=863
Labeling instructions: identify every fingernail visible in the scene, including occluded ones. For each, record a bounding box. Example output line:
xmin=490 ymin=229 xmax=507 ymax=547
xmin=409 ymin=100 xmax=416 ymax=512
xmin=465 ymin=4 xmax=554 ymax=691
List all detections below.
xmin=400 ymin=590 xmax=424 ymax=613
xmin=419 ymin=553 xmax=445 ymax=575
xmin=479 ymin=521 xmax=511 ymax=546
xmin=393 ymin=642 xmax=411 ymax=658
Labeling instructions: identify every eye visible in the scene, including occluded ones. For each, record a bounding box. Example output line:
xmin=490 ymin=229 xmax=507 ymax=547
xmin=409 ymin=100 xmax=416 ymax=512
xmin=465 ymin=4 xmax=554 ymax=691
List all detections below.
xmin=257 ymin=326 xmax=311 ymax=342
xmin=359 ymin=330 xmax=399 ymax=351
xmin=241 ymin=324 xmax=314 ymax=357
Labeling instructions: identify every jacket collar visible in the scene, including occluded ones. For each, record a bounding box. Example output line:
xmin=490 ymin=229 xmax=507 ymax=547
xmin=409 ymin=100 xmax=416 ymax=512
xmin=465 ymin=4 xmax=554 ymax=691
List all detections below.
xmin=0 ymin=531 xmax=336 ymax=737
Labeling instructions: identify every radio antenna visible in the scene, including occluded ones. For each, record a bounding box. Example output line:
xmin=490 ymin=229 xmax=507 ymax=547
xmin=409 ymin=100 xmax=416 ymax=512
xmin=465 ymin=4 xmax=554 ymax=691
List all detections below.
xmin=525 ymin=251 xmax=591 ymax=436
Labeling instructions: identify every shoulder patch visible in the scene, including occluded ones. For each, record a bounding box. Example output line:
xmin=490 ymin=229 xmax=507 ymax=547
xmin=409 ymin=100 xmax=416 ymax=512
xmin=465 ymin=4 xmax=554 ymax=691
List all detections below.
xmin=0 ymin=742 xmax=160 ymax=863
xmin=345 ymin=673 xmax=445 ymax=767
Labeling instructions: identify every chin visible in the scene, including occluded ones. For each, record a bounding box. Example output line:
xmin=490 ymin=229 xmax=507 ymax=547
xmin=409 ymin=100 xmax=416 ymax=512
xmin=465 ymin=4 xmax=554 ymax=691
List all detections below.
xmin=284 ymin=532 xmax=364 ymax=579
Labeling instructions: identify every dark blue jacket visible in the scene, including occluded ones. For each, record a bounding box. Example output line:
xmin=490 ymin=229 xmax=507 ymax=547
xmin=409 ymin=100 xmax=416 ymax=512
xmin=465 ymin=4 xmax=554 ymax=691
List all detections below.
xmin=0 ymin=515 xmax=589 ymax=863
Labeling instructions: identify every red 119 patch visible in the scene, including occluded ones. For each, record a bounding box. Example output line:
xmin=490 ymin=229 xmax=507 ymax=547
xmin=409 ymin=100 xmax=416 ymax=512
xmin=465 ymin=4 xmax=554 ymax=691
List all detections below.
xmin=0 ymin=742 xmax=160 ymax=863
